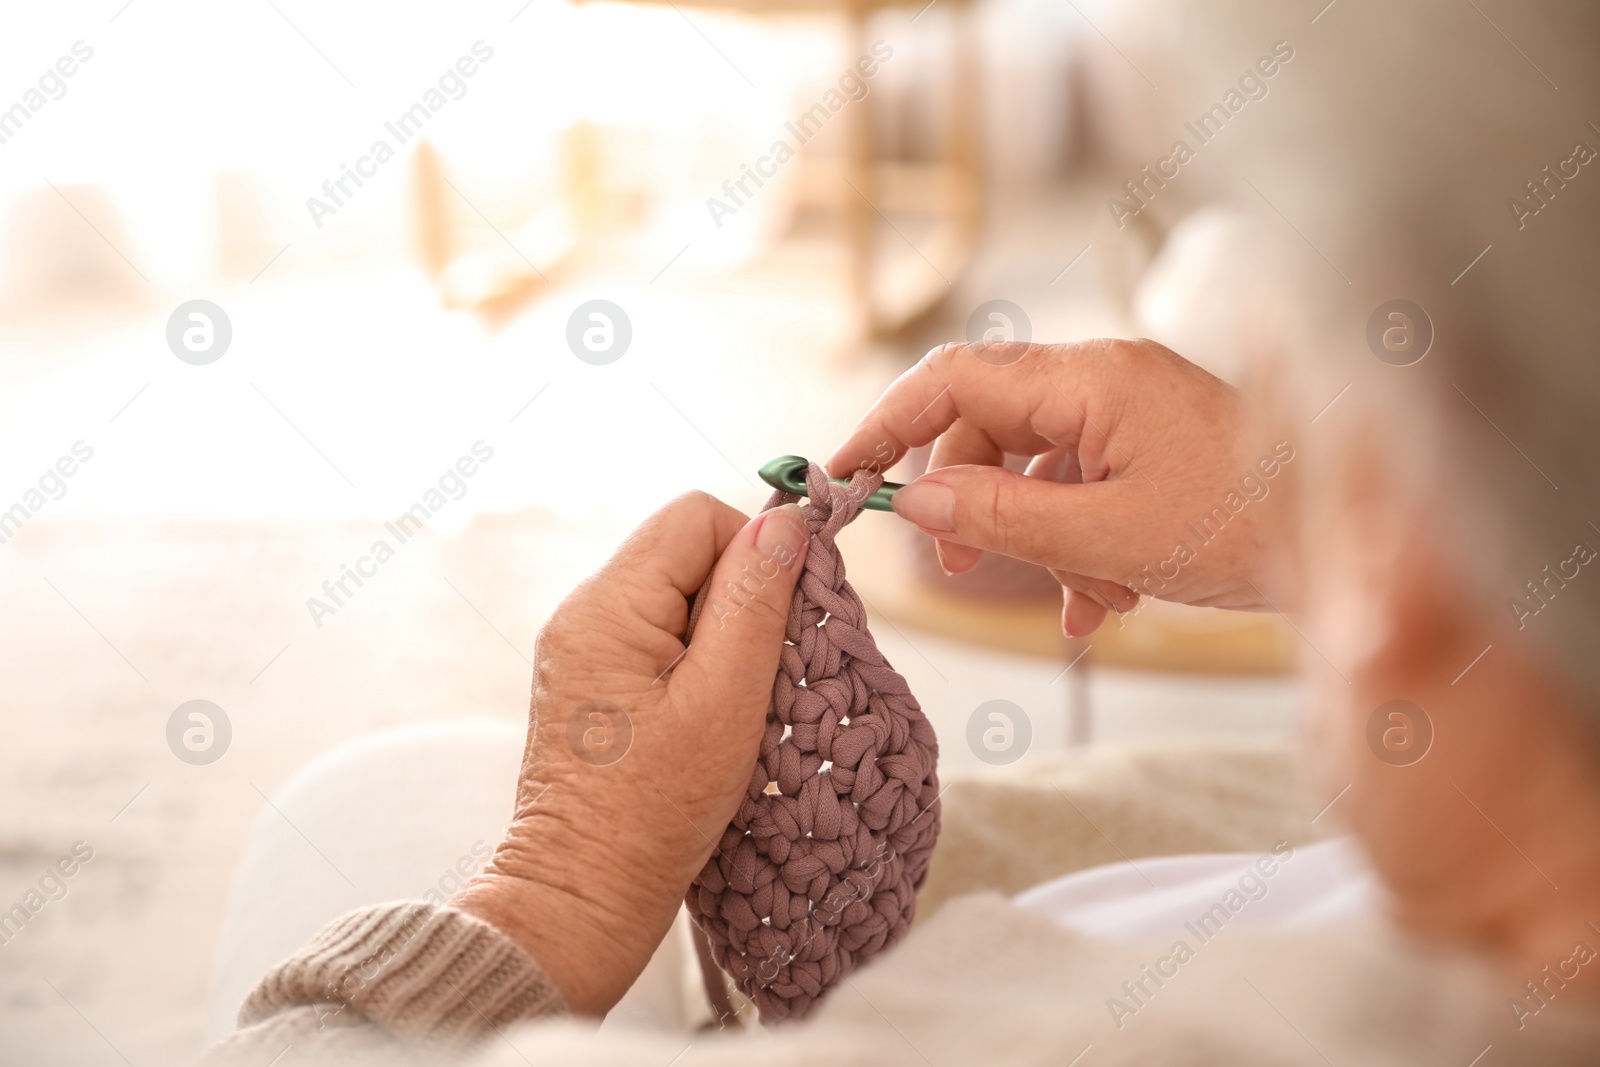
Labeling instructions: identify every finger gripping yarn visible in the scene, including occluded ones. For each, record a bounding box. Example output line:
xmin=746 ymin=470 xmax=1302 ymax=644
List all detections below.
xmin=686 ymin=463 xmax=941 ymax=1022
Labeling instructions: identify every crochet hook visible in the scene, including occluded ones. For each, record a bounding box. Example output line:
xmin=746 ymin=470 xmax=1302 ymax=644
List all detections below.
xmin=758 ymin=455 xmax=902 ymax=512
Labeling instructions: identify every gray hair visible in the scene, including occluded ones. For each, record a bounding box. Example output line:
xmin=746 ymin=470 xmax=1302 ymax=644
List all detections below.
xmin=1132 ymin=1 xmax=1600 ymax=709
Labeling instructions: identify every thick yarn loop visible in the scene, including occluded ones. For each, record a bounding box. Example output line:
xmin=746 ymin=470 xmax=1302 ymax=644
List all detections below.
xmin=684 ymin=464 xmax=942 ymax=1022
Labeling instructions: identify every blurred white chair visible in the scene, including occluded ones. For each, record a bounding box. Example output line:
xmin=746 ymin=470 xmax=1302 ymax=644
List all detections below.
xmin=202 ymin=720 xmax=698 ymax=1044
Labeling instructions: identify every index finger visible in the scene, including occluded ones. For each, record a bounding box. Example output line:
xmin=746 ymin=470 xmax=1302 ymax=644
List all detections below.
xmin=823 ymin=341 xmax=1114 ymax=478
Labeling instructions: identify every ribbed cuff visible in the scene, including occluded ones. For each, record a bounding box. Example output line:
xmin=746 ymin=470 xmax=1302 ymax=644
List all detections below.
xmin=239 ymin=902 xmax=567 ymax=1052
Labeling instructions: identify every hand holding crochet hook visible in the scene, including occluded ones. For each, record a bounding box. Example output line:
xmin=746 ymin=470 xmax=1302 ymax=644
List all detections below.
xmin=454 ymin=494 xmax=810 ymax=1016
xmin=454 ymin=336 xmax=1275 ymax=1022
xmin=828 ymin=338 xmax=1292 ymax=636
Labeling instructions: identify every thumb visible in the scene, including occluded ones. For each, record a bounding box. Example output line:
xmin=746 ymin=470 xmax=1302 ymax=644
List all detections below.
xmin=677 ymin=503 xmax=808 ymax=714
xmin=891 ymin=464 xmax=1147 ymax=578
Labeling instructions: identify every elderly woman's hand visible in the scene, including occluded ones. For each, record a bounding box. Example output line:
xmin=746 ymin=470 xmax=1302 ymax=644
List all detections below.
xmin=455 ymin=492 xmax=808 ymax=1015
xmin=828 ymin=340 xmax=1293 ymax=635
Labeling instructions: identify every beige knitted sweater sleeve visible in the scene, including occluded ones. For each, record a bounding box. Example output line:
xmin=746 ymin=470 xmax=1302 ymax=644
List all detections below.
xmin=203 ymin=901 xmax=566 ymax=1066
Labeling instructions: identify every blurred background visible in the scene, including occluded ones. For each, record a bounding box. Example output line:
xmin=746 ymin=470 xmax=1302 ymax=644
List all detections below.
xmin=0 ymin=0 xmax=1313 ymax=1061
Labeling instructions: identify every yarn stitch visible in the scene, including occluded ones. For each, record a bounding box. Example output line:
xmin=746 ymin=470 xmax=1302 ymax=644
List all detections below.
xmin=685 ymin=462 xmax=942 ymax=1022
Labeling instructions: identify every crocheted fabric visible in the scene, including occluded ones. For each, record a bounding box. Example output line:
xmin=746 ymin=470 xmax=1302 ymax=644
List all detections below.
xmin=685 ymin=463 xmax=942 ymax=1022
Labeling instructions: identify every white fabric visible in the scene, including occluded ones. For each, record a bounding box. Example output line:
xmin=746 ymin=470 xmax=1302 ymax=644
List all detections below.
xmin=1013 ymin=837 xmax=1381 ymax=940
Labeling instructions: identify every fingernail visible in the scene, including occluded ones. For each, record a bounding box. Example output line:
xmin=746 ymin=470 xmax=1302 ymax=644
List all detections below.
xmin=894 ymin=479 xmax=956 ymax=533
xmin=757 ymin=503 xmax=807 ymax=559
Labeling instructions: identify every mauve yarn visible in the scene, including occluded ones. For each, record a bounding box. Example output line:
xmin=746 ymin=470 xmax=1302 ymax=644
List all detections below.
xmin=684 ymin=462 xmax=942 ymax=1022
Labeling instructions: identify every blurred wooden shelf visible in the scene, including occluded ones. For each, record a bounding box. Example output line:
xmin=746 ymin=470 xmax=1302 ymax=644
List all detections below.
xmin=595 ymin=0 xmax=981 ymax=339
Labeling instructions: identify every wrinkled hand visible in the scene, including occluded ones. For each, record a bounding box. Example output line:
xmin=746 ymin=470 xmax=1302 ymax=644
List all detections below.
xmin=828 ymin=339 xmax=1294 ymax=635
xmin=456 ymin=492 xmax=808 ymax=1015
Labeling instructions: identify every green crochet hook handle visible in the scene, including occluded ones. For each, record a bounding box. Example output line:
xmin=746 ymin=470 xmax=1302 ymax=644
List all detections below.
xmin=758 ymin=455 xmax=902 ymax=512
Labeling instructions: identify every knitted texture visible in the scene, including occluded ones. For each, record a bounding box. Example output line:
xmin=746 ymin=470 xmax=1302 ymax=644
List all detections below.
xmin=686 ymin=463 xmax=942 ymax=1022
xmin=238 ymin=902 xmax=565 ymax=1053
